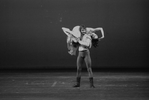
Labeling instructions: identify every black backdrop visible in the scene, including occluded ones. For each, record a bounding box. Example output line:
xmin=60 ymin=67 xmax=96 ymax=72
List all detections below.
xmin=0 ymin=0 xmax=148 ymax=69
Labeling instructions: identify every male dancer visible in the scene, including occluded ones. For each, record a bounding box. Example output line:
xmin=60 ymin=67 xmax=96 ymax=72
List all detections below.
xmin=62 ymin=25 xmax=104 ymax=88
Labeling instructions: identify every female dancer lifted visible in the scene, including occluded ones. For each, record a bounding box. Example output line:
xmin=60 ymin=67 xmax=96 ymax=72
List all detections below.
xmin=62 ymin=25 xmax=104 ymax=88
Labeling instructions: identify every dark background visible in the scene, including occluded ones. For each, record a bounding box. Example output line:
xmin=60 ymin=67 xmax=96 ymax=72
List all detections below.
xmin=0 ymin=0 xmax=148 ymax=70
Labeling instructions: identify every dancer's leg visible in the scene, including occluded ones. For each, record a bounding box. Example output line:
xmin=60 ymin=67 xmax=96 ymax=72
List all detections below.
xmin=73 ymin=51 xmax=84 ymax=87
xmin=84 ymin=50 xmax=93 ymax=78
xmin=84 ymin=50 xmax=95 ymax=88
xmin=76 ymin=52 xmax=84 ymax=77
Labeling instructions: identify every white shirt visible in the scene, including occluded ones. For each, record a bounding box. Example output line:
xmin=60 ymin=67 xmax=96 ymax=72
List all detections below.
xmin=78 ymin=34 xmax=92 ymax=51
xmin=62 ymin=26 xmax=99 ymax=51
xmin=78 ymin=28 xmax=98 ymax=51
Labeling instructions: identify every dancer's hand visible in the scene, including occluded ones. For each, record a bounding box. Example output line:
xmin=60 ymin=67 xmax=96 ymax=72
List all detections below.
xmin=98 ymin=36 xmax=104 ymax=40
xmin=76 ymin=38 xmax=80 ymax=42
xmin=62 ymin=27 xmax=70 ymax=32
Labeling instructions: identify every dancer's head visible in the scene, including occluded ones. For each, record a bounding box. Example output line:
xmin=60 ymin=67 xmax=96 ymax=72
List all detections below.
xmin=79 ymin=25 xmax=86 ymax=35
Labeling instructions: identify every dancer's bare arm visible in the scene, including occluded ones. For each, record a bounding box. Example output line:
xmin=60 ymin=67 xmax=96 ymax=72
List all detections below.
xmin=62 ymin=27 xmax=73 ymax=36
xmin=88 ymin=27 xmax=104 ymax=39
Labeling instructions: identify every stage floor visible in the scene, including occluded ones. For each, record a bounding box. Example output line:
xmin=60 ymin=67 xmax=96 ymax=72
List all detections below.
xmin=0 ymin=72 xmax=149 ymax=100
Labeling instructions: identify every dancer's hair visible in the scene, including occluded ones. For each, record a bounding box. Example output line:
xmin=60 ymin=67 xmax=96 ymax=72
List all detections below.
xmin=92 ymin=38 xmax=99 ymax=48
xmin=79 ymin=25 xmax=86 ymax=33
